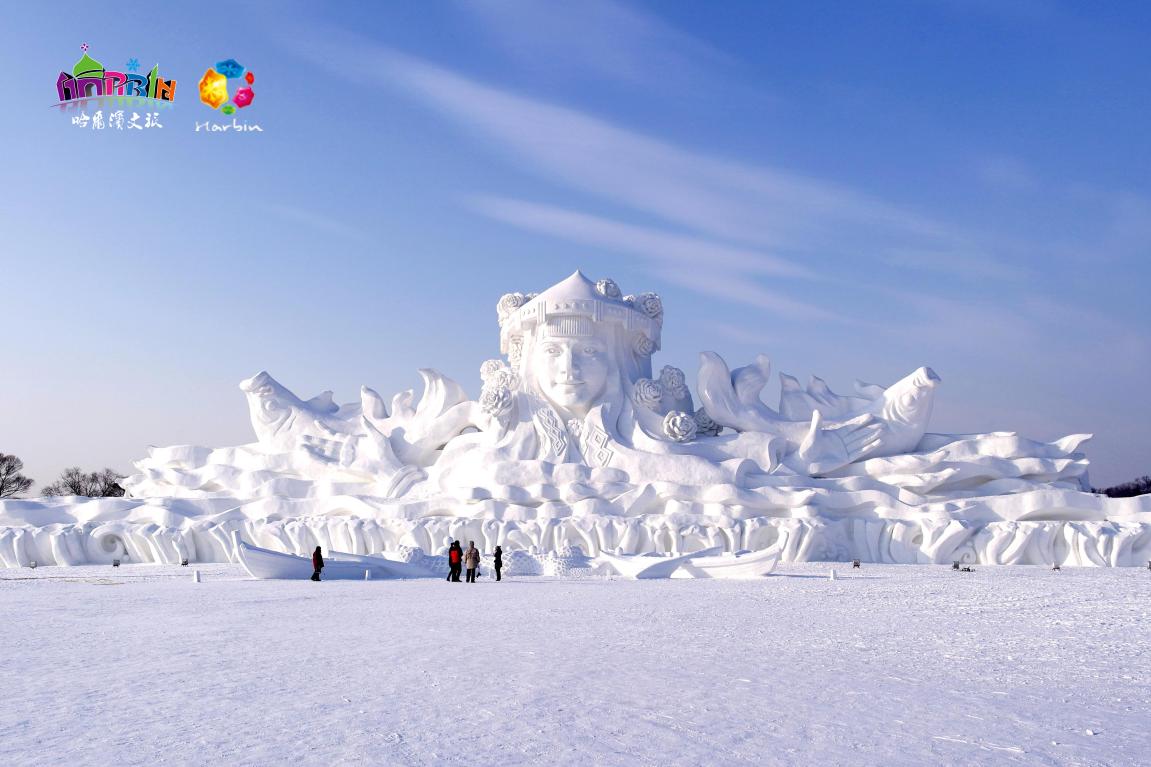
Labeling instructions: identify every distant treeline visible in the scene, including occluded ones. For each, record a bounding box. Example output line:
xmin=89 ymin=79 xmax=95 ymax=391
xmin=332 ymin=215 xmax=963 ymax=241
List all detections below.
xmin=1092 ymin=475 xmax=1151 ymax=498
xmin=0 ymin=453 xmax=125 ymax=499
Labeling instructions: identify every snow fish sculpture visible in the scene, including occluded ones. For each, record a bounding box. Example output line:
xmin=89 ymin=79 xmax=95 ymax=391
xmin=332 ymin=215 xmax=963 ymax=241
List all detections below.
xmin=1 ymin=269 xmax=1148 ymax=570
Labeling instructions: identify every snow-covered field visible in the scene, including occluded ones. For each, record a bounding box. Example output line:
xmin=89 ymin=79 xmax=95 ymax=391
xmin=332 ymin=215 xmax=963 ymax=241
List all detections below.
xmin=3 ymin=564 xmax=1149 ymax=766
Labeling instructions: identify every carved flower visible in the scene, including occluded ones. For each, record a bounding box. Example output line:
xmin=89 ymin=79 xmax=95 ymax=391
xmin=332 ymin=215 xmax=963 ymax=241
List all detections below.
xmin=637 ymin=292 xmax=663 ymax=322
xmin=632 ymin=333 xmax=655 ymax=357
xmin=663 ymin=410 xmax=698 ymax=442
xmin=496 ymin=292 xmax=527 ymax=321
xmin=623 ymin=294 xmax=636 ymax=306
xmin=694 ymin=407 xmax=721 ymax=437
xmin=595 ymin=278 xmax=622 ymax=300
xmin=659 ymin=365 xmax=688 ymax=399
xmin=480 ymin=359 xmax=519 ymax=390
xmin=480 ymin=359 xmax=506 ymax=382
xmin=633 ymin=378 xmax=664 ymax=411
xmin=479 ymin=385 xmax=513 ymax=417
xmin=566 ymin=419 xmax=584 ymax=440
xmin=494 ymin=369 xmax=520 ymax=391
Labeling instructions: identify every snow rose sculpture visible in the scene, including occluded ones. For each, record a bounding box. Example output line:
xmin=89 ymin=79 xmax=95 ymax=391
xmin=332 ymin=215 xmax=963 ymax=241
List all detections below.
xmin=633 ymin=378 xmax=664 ymax=411
xmin=496 ymin=292 xmax=527 ymax=321
xmin=480 ymin=385 xmax=514 ymax=417
xmin=633 ymin=334 xmax=655 ymax=358
xmin=663 ymin=410 xmax=698 ymax=442
xmin=595 ymin=278 xmax=622 ymax=300
xmin=480 ymin=359 xmax=520 ymax=391
xmin=694 ymin=408 xmax=721 ymax=437
xmin=636 ymin=292 xmax=663 ymax=322
xmin=659 ymin=365 xmax=688 ymax=399
xmin=480 ymin=359 xmax=505 ymax=381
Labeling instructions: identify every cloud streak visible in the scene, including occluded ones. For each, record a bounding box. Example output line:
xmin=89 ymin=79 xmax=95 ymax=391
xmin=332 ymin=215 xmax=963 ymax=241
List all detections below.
xmin=458 ymin=0 xmax=732 ymax=89
xmin=469 ymin=195 xmax=835 ymax=320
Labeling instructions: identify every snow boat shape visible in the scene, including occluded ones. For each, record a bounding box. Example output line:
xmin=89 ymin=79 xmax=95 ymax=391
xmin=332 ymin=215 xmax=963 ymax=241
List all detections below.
xmin=674 ymin=545 xmax=782 ymax=579
xmin=593 ymin=547 xmax=722 ymax=579
xmin=234 ymin=539 xmax=436 ymax=580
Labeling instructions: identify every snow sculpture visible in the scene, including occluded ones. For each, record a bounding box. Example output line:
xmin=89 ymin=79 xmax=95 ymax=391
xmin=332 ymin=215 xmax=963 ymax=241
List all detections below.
xmin=1 ymin=270 xmax=1149 ymax=569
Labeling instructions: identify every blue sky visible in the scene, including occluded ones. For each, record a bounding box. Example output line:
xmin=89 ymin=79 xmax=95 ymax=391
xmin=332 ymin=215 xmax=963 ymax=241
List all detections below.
xmin=1 ymin=0 xmax=1148 ymax=489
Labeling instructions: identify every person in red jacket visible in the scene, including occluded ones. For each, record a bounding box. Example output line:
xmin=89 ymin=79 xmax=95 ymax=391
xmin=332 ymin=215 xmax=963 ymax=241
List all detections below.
xmin=446 ymin=541 xmax=462 ymax=582
xmin=311 ymin=546 xmax=324 ymax=581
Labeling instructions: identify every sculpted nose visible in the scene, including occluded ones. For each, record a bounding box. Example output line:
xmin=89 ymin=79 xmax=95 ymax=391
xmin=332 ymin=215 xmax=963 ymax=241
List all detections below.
xmin=557 ymin=348 xmax=578 ymax=380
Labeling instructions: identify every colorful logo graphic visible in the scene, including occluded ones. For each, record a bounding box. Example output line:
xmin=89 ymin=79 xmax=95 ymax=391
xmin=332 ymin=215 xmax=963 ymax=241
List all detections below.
xmin=54 ymin=43 xmax=176 ymax=108
xmin=199 ymin=59 xmax=256 ymax=115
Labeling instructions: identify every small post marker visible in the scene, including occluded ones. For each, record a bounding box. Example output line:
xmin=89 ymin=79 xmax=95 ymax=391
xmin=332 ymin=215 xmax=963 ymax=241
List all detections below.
xmin=852 ymin=559 xmax=861 ymax=569
xmin=829 ymin=568 xmax=837 ymax=581
xmin=193 ymin=570 xmax=201 ymax=583
xmin=364 ymin=569 xmax=372 ymax=581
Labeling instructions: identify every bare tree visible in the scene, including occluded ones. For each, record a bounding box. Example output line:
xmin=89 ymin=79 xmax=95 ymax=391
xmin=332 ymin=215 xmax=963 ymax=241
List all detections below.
xmin=0 ymin=454 xmax=34 ymax=498
xmin=1093 ymin=475 xmax=1151 ymax=498
xmin=41 ymin=467 xmax=126 ymax=498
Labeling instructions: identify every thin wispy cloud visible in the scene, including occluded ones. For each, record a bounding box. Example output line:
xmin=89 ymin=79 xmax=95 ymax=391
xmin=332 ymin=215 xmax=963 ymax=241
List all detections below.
xmin=291 ymin=33 xmax=956 ymax=258
xmin=883 ymin=248 xmax=1030 ymax=281
xmin=469 ymin=195 xmax=833 ymax=320
xmin=287 ymin=21 xmax=1147 ymax=342
xmin=458 ymin=0 xmax=732 ymax=88
xmin=257 ymin=202 xmax=369 ymax=243
xmin=976 ymin=155 xmax=1039 ymax=192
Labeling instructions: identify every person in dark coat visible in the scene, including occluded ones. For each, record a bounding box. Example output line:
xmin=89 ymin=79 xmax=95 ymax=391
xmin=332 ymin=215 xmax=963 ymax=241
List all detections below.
xmin=447 ymin=541 xmax=462 ymax=582
xmin=311 ymin=546 xmax=324 ymax=581
xmin=493 ymin=545 xmax=503 ymax=582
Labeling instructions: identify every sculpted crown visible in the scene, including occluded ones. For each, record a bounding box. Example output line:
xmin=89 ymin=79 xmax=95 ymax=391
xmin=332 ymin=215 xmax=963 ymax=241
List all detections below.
xmin=497 ymin=270 xmax=663 ymax=357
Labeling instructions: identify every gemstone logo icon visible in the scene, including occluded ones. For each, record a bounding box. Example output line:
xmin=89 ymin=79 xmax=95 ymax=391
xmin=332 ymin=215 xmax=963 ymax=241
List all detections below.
xmin=197 ymin=58 xmax=256 ymax=111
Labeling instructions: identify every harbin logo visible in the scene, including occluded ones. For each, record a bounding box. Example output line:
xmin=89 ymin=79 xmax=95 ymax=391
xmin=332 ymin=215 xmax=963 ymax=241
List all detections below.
xmin=54 ymin=43 xmax=176 ymax=106
xmin=198 ymin=58 xmax=256 ymax=114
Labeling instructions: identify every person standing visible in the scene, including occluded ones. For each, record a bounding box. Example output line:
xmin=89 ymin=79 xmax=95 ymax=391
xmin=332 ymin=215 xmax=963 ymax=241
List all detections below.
xmin=447 ymin=541 xmax=462 ymax=582
xmin=463 ymin=541 xmax=480 ymax=583
xmin=311 ymin=546 xmax=324 ymax=582
xmin=493 ymin=545 xmax=503 ymax=582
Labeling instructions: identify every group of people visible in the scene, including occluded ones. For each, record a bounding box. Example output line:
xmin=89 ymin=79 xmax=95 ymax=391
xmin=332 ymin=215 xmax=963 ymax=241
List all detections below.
xmin=308 ymin=542 xmax=504 ymax=582
xmin=446 ymin=541 xmax=502 ymax=583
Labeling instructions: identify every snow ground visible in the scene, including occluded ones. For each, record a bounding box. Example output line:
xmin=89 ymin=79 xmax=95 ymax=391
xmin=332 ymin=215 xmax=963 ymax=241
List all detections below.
xmin=2 ymin=564 xmax=1149 ymax=767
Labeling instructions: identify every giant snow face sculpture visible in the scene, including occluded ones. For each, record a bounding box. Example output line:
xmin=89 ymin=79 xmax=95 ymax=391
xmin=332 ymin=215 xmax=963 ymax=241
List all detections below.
xmin=7 ymin=268 xmax=1147 ymax=569
xmin=532 ymin=325 xmax=612 ymax=420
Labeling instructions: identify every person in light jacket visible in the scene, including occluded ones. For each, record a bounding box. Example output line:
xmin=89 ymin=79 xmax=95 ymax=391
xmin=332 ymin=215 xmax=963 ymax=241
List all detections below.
xmin=311 ymin=546 xmax=324 ymax=581
xmin=463 ymin=541 xmax=480 ymax=583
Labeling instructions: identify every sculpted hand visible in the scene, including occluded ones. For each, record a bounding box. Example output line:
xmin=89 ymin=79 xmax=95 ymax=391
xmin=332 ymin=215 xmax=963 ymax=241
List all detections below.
xmin=796 ymin=411 xmax=884 ymax=475
xmin=300 ymin=434 xmax=357 ymax=467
